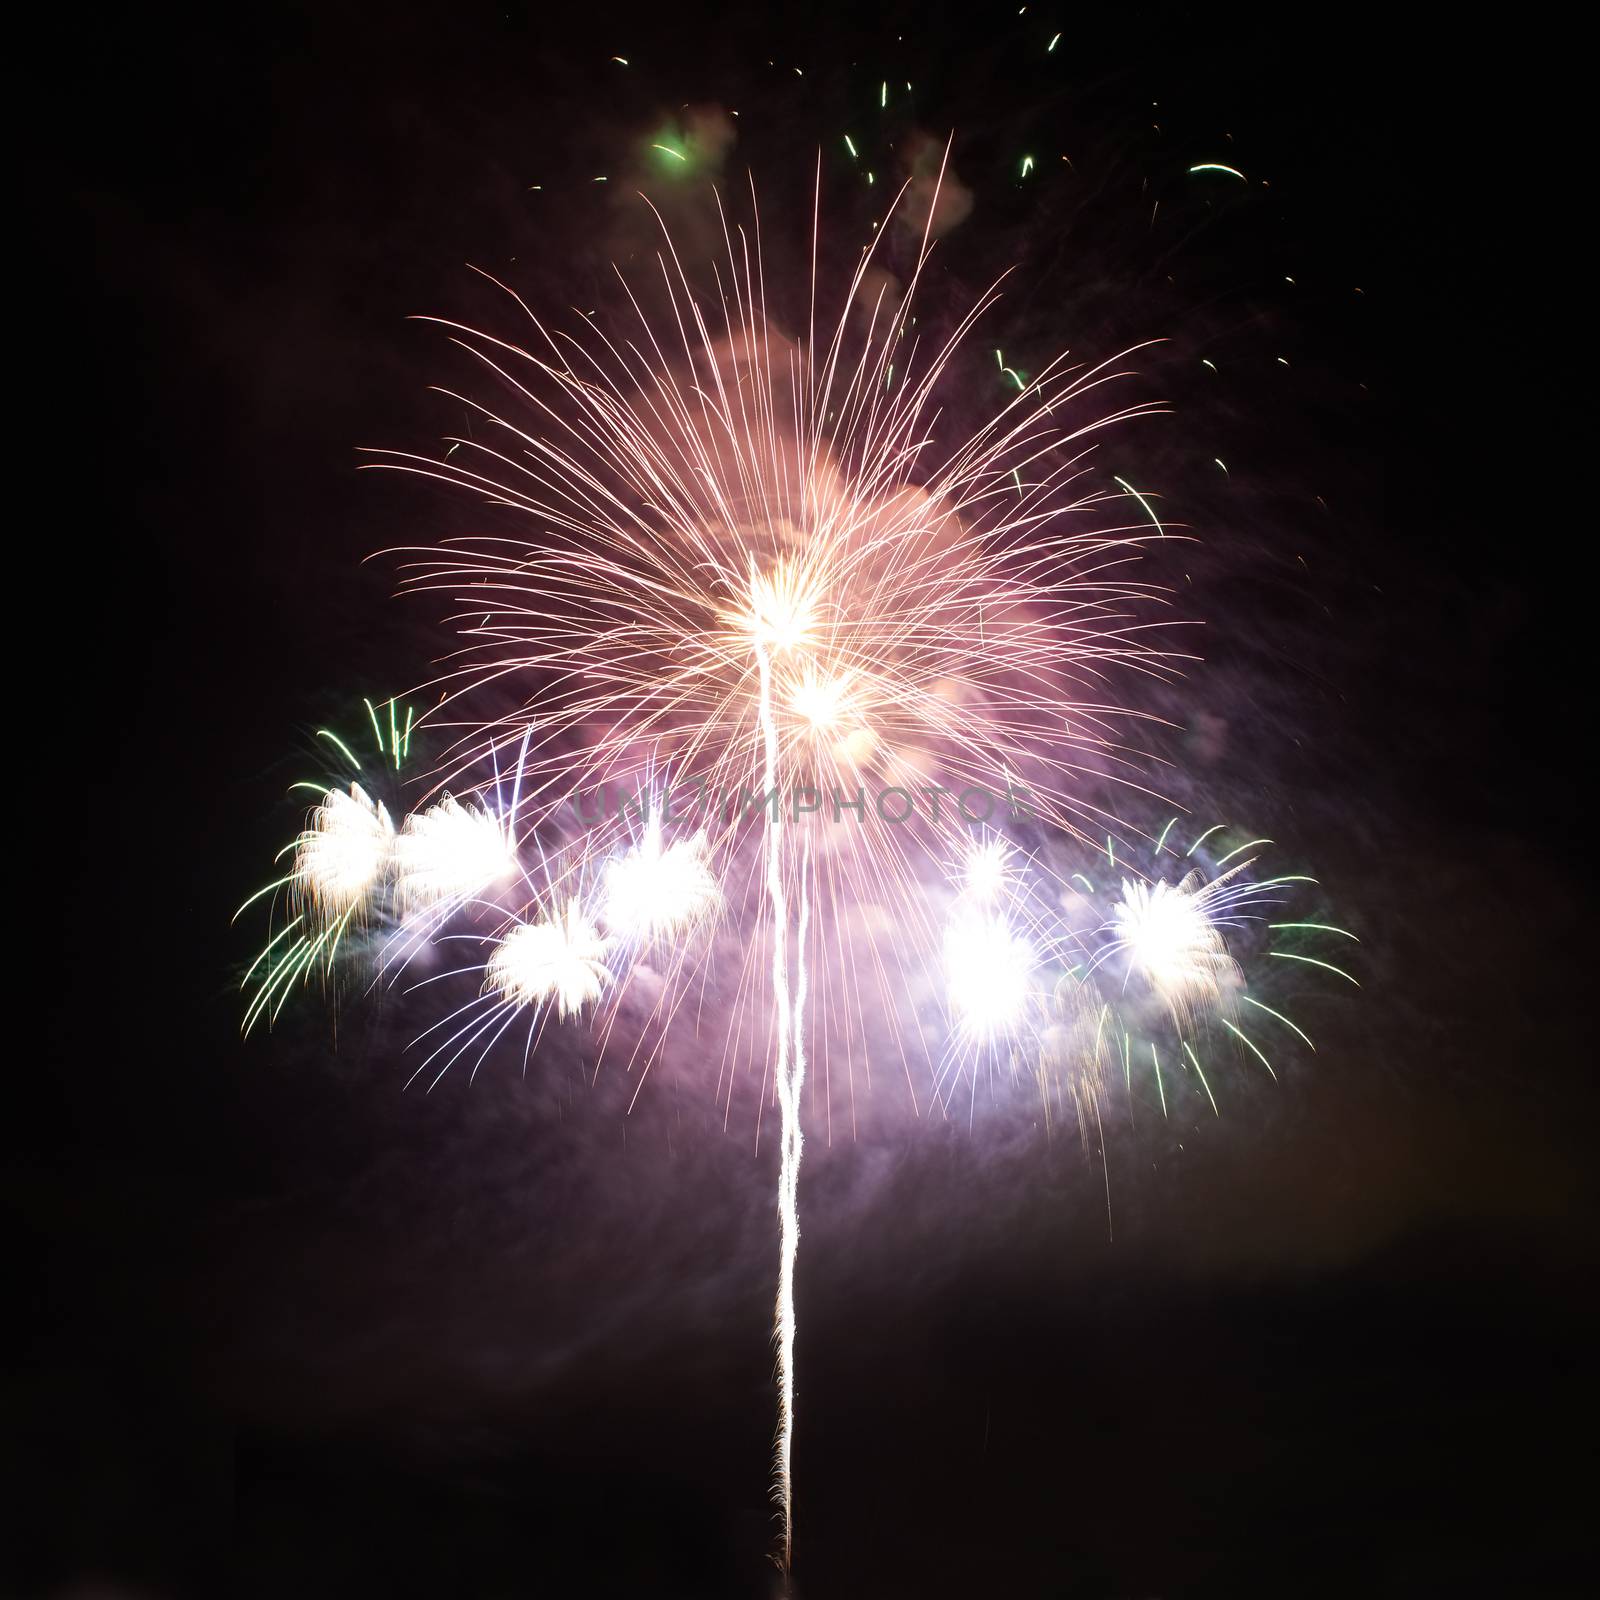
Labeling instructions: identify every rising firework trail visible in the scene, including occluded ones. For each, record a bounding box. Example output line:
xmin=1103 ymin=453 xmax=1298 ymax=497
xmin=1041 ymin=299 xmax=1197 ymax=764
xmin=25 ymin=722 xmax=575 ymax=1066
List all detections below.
xmin=755 ymin=634 xmax=807 ymax=1563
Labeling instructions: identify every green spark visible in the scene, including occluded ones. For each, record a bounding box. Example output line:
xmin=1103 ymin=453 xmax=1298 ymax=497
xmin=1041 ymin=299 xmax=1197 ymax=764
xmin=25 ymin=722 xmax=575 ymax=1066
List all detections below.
xmin=1241 ymin=995 xmax=1315 ymax=1051
xmin=995 ymin=350 xmax=1026 ymax=389
xmin=1220 ymin=1018 xmax=1277 ymax=1080
xmin=1269 ymin=951 xmax=1360 ymax=986
xmin=318 ymin=729 xmax=362 ymax=771
xmin=844 ymin=134 xmax=857 ymax=158
xmin=1214 ymin=837 xmax=1270 ymax=868
xmin=242 ymin=916 xmax=305 ymax=986
xmin=233 ymin=873 xmax=295 ymax=921
xmin=1269 ymin=922 xmax=1358 ymax=940
xmin=1189 ymin=162 xmax=1246 ymax=181
xmin=1182 ymin=1041 xmax=1219 ymax=1115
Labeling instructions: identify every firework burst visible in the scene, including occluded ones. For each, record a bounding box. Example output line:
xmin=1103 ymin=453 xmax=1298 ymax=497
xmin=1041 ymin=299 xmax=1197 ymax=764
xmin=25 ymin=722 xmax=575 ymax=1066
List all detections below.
xmin=239 ymin=169 xmax=1351 ymax=1571
xmin=236 ymin=700 xmax=416 ymax=1035
xmin=351 ymin=167 xmax=1190 ymax=1562
xmin=1023 ymin=818 xmax=1357 ymax=1142
xmin=485 ymin=899 xmax=614 ymax=1019
xmin=601 ymin=815 xmax=720 ymax=948
xmin=395 ymin=793 xmax=518 ymax=914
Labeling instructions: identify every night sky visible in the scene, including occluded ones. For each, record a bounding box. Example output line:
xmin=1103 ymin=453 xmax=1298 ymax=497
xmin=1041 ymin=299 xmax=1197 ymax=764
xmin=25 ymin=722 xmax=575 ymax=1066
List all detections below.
xmin=18 ymin=5 xmax=1593 ymax=1597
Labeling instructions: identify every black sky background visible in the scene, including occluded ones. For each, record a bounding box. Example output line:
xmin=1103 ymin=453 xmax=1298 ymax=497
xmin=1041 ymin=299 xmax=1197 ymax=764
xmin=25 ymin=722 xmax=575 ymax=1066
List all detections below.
xmin=15 ymin=4 xmax=1594 ymax=1597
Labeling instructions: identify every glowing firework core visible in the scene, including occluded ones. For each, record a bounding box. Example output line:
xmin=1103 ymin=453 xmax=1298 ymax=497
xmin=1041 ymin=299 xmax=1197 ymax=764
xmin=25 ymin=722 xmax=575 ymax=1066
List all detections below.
xmin=1110 ymin=874 xmax=1241 ymax=1020
xmin=944 ymin=911 xmax=1037 ymax=1040
xmin=486 ymin=902 xmax=612 ymax=1018
xmin=961 ymin=838 xmax=1015 ymax=903
xmin=293 ymin=783 xmax=394 ymax=918
xmin=602 ymin=824 xmax=719 ymax=945
xmin=788 ymin=666 xmax=853 ymax=731
xmin=736 ymin=560 xmax=821 ymax=655
xmin=395 ymin=794 xmax=516 ymax=912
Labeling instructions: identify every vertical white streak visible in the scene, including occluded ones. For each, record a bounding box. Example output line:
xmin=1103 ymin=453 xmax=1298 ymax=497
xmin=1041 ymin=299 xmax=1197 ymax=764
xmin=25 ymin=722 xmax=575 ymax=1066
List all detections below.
xmin=756 ymin=641 xmax=805 ymax=1570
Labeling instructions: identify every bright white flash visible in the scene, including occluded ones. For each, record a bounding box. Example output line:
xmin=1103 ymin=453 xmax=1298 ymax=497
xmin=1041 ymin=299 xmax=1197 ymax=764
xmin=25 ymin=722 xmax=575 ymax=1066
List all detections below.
xmin=960 ymin=838 xmax=1014 ymax=903
xmin=789 ymin=667 xmax=852 ymax=730
xmin=293 ymin=783 xmax=394 ymax=919
xmin=485 ymin=900 xmax=612 ymax=1019
xmin=944 ymin=910 xmax=1036 ymax=1040
xmin=738 ymin=560 xmax=819 ymax=654
xmin=395 ymin=794 xmax=516 ymax=913
xmin=1109 ymin=873 xmax=1241 ymax=1021
xmin=602 ymin=826 xmax=719 ymax=945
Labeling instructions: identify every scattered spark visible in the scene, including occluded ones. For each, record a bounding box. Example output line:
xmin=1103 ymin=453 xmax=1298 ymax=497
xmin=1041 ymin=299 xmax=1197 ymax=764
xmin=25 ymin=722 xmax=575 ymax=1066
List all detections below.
xmin=1220 ymin=1017 xmax=1276 ymax=1080
xmin=1114 ymin=475 xmax=1165 ymax=537
xmin=1182 ymin=1040 xmax=1220 ymax=1115
xmin=1268 ymin=951 xmax=1360 ymax=986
